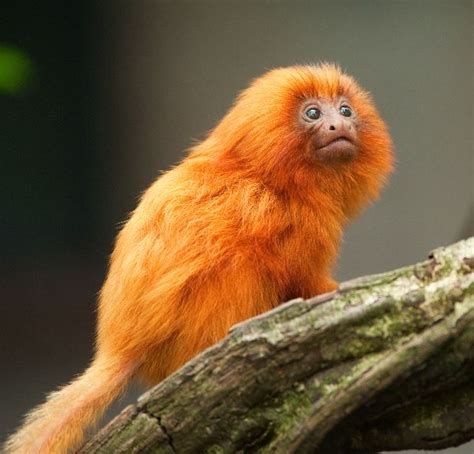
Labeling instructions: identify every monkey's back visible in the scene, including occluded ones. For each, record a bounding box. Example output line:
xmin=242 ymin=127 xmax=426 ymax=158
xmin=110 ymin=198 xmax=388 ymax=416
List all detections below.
xmin=96 ymin=159 xmax=296 ymax=382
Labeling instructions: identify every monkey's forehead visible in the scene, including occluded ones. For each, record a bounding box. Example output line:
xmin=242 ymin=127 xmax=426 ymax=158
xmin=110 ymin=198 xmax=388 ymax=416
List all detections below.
xmin=248 ymin=63 xmax=362 ymax=101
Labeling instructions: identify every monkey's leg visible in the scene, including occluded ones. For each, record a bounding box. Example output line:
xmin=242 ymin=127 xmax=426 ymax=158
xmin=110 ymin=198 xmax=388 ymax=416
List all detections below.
xmin=140 ymin=262 xmax=280 ymax=381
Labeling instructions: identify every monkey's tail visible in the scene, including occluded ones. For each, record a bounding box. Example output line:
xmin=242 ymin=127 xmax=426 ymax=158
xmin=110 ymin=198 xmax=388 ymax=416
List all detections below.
xmin=4 ymin=356 xmax=135 ymax=454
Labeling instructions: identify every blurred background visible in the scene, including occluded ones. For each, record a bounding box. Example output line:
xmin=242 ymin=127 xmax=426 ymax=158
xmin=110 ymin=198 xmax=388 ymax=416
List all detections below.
xmin=1 ymin=1 xmax=472 ymax=452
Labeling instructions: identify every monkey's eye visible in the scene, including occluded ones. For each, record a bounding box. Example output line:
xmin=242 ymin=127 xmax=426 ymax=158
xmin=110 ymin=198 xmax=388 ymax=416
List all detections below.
xmin=305 ymin=107 xmax=322 ymax=120
xmin=340 ymin=105 xmax=352 ymax=117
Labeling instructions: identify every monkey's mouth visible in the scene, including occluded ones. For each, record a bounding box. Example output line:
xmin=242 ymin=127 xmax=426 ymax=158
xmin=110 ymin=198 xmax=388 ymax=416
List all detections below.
xmin=316 ymin=136 xmax=357 ymax=161
xmin=319 ymin=136 xmax=353 ymax=150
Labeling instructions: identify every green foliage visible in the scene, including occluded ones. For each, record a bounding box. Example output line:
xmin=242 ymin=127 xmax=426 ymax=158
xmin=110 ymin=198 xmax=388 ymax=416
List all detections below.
xmin=0 ymin=44 xmax=35 ymax=95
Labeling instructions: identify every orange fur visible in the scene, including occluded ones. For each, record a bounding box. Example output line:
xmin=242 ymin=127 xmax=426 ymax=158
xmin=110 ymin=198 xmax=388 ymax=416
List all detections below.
xmin=5 ymin=63 xmax=393 ymax=453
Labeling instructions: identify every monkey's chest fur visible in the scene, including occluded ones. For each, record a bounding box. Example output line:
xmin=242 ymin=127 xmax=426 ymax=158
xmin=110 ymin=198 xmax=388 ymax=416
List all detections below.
xmin=224 ymin=194 xmax=342 ymax=301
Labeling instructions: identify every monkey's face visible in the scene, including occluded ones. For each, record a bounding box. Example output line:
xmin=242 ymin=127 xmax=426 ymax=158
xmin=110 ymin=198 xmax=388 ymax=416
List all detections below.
xmin=212 ymin=64 xmax=393 ymax=192
xmin=299 ymin=97 xmax=358 ymax=162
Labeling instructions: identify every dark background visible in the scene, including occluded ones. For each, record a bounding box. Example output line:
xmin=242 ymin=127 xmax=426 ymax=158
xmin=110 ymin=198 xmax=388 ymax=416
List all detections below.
xmin=1 ymin=1 xmax=472 ymax=452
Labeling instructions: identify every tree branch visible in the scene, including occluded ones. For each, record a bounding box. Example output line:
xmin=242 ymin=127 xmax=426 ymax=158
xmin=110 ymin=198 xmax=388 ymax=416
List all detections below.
xmin=79 ymin=237 xmax=474 ymax=453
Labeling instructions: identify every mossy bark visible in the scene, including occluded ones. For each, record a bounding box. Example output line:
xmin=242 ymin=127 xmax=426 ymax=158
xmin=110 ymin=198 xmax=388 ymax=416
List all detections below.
xmin=79 ymin=237 xmax=474 ymax=453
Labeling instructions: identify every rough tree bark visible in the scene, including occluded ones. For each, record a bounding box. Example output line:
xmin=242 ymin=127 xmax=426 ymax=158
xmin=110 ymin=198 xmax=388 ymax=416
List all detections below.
xmin=79 ymin=237 xmax=474 ymax=453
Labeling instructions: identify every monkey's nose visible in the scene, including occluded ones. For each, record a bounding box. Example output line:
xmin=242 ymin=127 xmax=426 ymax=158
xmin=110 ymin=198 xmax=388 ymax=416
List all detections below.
xmin=329 ymin=125 xmax=336 ymax=131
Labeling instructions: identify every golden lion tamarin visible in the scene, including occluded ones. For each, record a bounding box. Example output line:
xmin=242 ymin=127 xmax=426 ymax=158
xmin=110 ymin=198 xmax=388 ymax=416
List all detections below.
xmin=5 ymin=64 xmax=393 ymax=453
